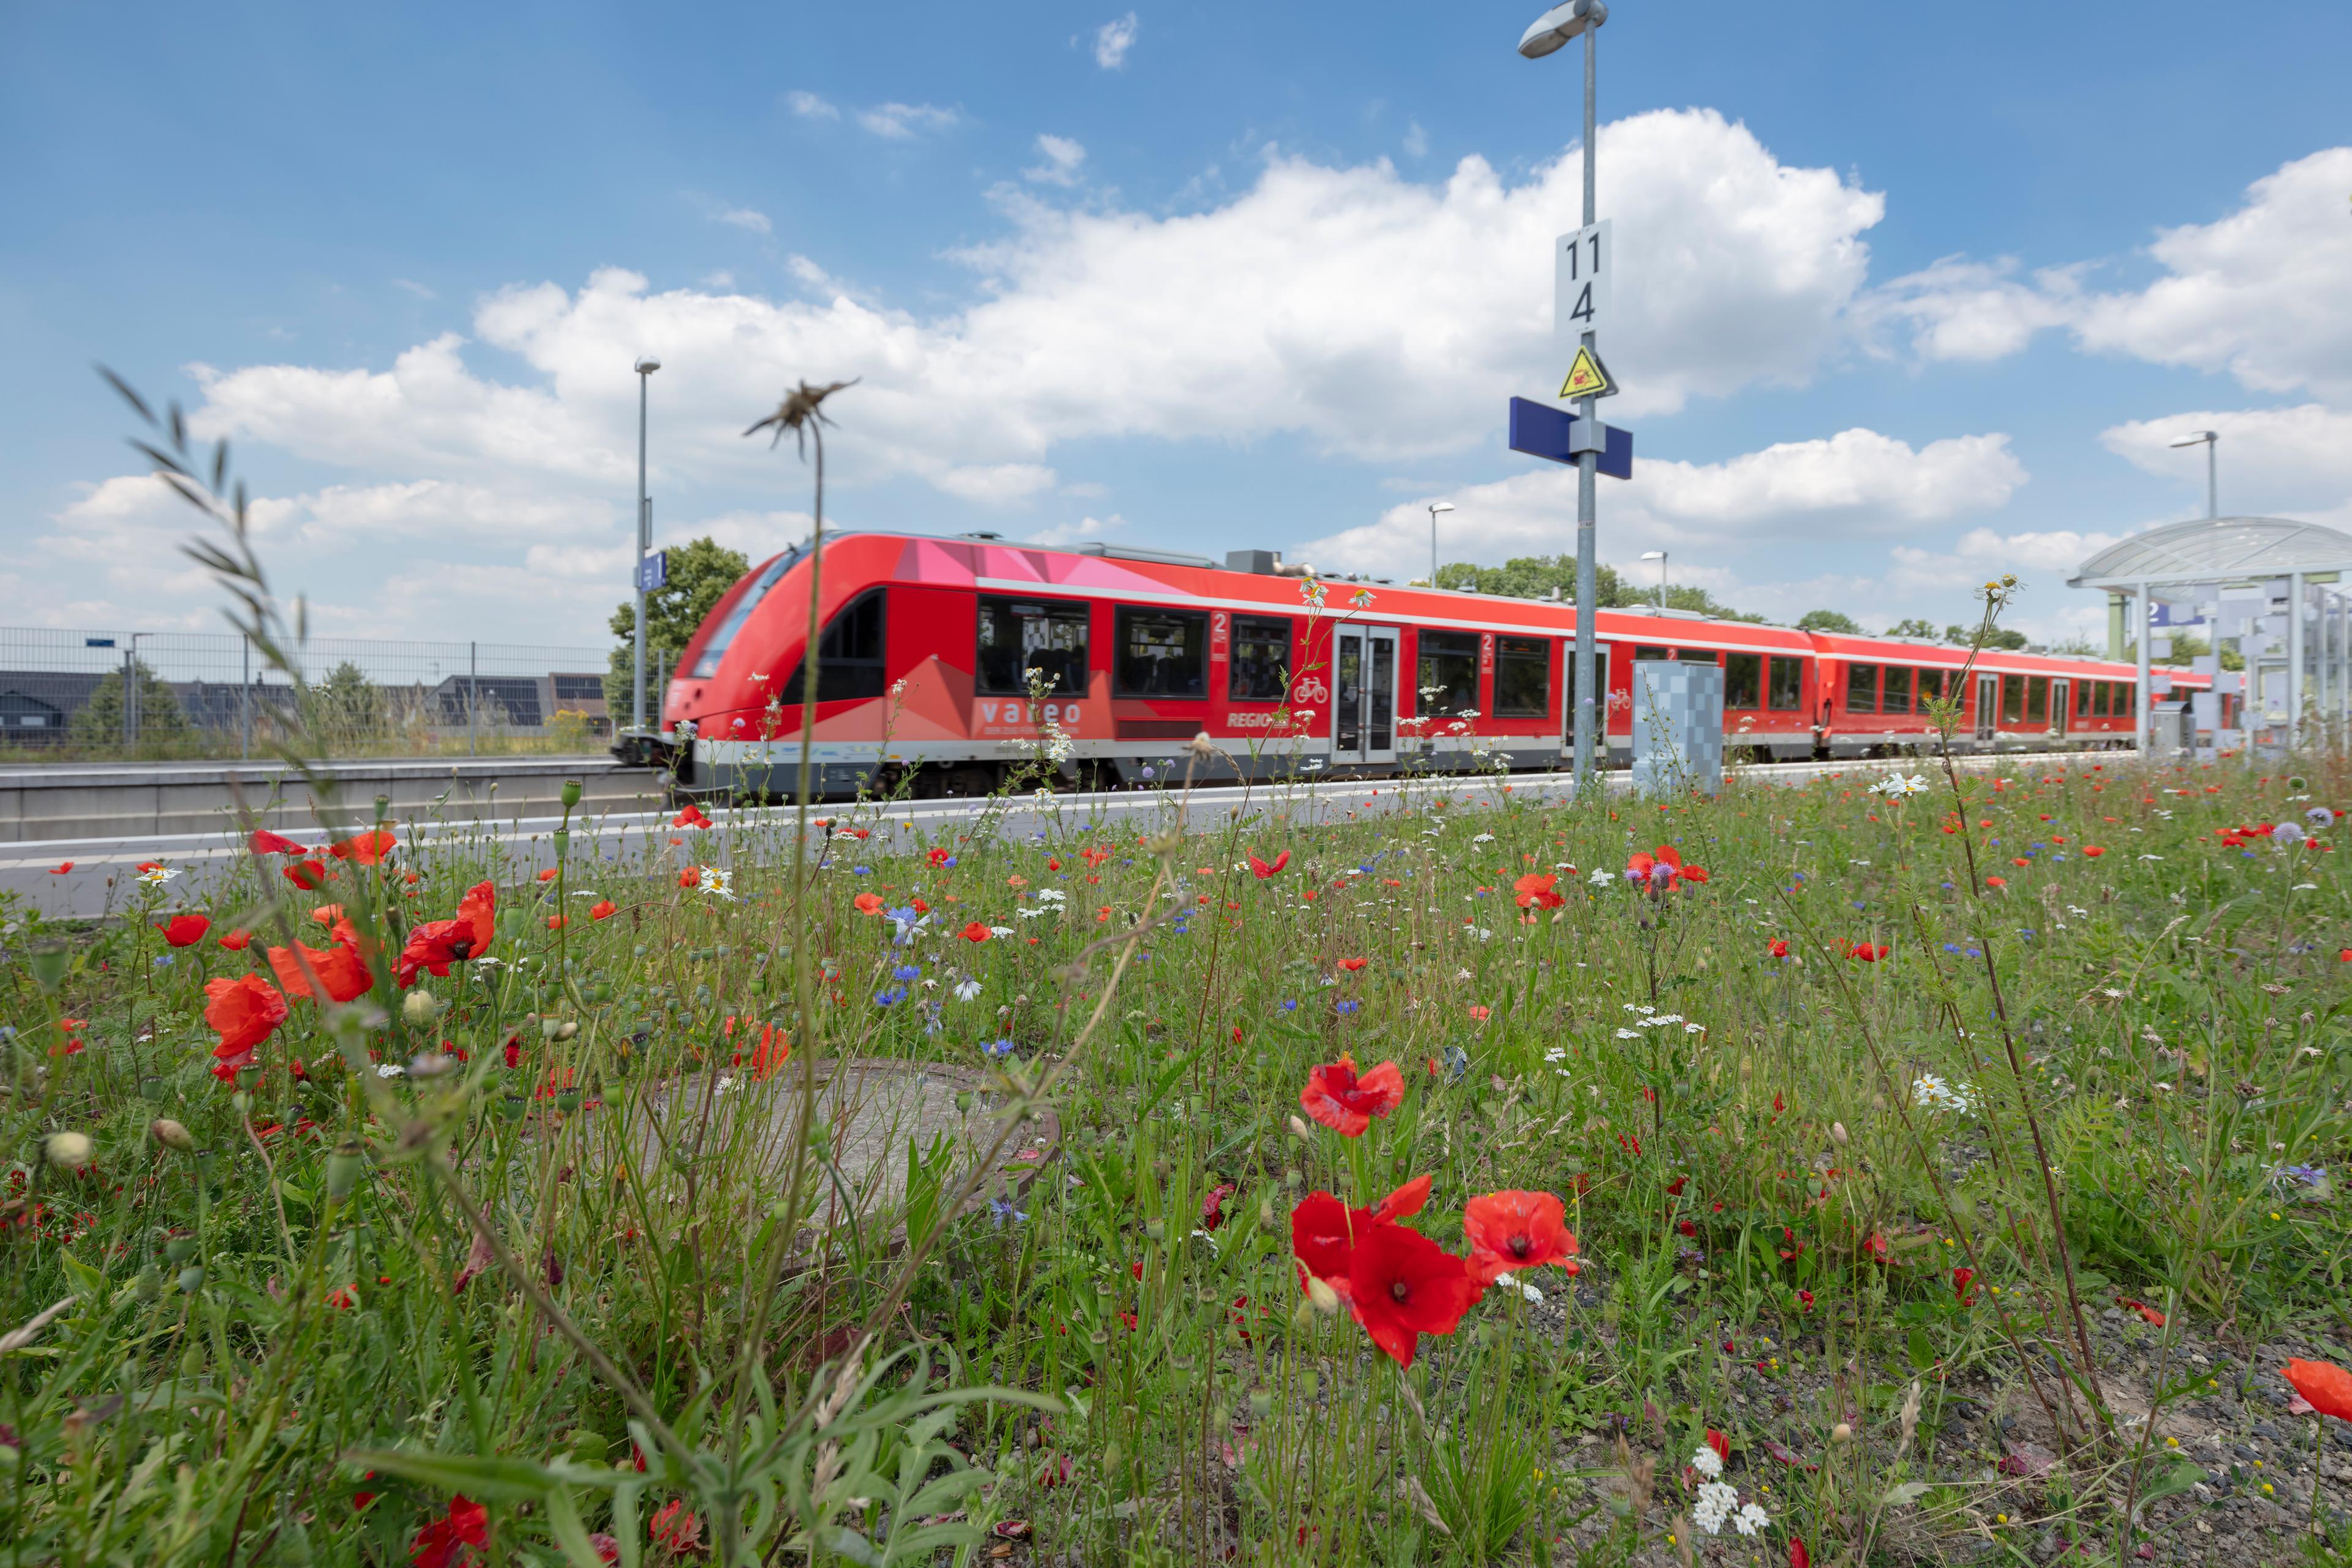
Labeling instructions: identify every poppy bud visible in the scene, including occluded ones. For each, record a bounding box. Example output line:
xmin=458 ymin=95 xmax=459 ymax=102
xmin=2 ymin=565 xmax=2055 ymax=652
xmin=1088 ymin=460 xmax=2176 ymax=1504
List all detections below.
xmin=560 ymin=778 xmax=582 ymax=810
xmin=541 ymin=1016 xmax=567 ymax=1042
xmin=1288 ymin=1114 xmax=1312 ymax=1141
xmin=43 ymin=1130 xmax=92 ymax=1171
xmin=164 ymin=1234 xmax=198 ymax=1264
xmin=150 ymin=1117 xmax=196 ymax=1153
xmin=404 ymin=991 xmax=441 ymax=1026
xmin=136 ymin=1265 xmax=164 ymax=1301
xmin=1305 ymin=1275 xmax=1341 ymax=1315
xmin=1831 ymin=1422 xmax=1853 ymax=1444
xmin=326 ymin=1139 xmax=366 ymax=1201
xmin=1830 ymin=1121 xmax=1849 ymax=1145
xmin=28 ymin=940 xmax=69 ymax=995
xmin=178 ymin=1265 xmax=206 ymax=1295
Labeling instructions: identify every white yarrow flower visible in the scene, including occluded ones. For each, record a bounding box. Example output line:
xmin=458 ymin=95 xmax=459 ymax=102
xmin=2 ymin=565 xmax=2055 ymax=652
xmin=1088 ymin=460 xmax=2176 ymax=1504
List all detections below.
xmin=1734 ymin=1502 xmax=1771 ymax=1536
xmin=1693 ymin=1480 xmax=1740 ymax=1535
xmin=1690 ymin=1444 xmax=1724 ymax=1480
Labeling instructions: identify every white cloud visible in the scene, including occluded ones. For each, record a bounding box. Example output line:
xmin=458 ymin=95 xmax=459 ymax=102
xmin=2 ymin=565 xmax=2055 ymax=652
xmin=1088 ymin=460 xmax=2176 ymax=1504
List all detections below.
xmin=1402 ymin=121 xmax=1428 ymax=160
xmin=1860 ymin=256 xmax=2080 ymax=363
xmin=1025 ymin=134 xmax=1087 ymax=187
xmin=2075 ymin=147 xmax=2352 ymax=401
xmin=717 ymin=207 xmax=772 ymax=235
xmin=2101 ymin=403 xmax=2352 ymax=522
xmin=857 ymin=102 xmax=960 ymax=140
xmin=1298 ymin=427 xmax=2026 ymax=580
xmin=1093 ymin=12 xmax=1139 ymax=70
xmin=933 ymin=462 xmax=1060 ymax=506
xmin=393 ymin=277 xmax=438 ymax=301
xmin=181 ymin=110 xmax=1889 ymax=494
xmin=1027 ymin=514 xmax=1124 ymax=546
xmin=786 ymin=91 xmax=839 ymax=121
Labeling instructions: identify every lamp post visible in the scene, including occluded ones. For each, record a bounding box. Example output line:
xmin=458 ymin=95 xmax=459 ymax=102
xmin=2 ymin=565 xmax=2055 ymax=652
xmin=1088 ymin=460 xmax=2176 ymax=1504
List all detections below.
xmin=1520 ymin=0 xmax=1607 ymax=785
xmin=1640 ymin=548 xmax=1666 ymax=609
xmin=1427 ymin=501 xmax=1455 ymax=586
xmin=632 ymin=356 xmax=660 ymax=737
xmin=2170 ymin=428 xmax=2218 ymax=520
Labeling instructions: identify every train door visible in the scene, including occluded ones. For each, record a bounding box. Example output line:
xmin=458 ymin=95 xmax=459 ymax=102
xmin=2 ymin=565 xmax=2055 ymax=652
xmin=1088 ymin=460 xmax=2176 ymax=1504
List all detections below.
xmin=2051 ymin=678 xmax=2070 ymax=739
xmin=1332 ymin=626 xmax=1400 ymax=767
xmin=1563 ymin=643 xmax=1611 ymax=752
xmin=1974 ymin=674 xmax=1998 ymax=744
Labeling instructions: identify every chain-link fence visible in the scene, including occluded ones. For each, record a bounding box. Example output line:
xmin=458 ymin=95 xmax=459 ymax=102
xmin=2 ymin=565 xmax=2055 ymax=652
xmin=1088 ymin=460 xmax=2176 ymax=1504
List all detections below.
xmin=0 ymin=627 xmax=619 ymax=761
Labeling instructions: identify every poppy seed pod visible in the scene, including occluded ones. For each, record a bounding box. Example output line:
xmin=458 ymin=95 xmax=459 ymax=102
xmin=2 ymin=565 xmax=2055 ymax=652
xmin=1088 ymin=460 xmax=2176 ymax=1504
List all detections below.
xmin=552 ymin=829 xmax=570 ymax=859
xmin=560 ymin=778 xmax=582 ymax=810
xmin=178 ymin=1265 xmax=206 ymax=1295
xmin=43 ymin=1130 xmax=93 ymax=1170
xmin=325 ymin=1139 xmax=366 ymax=1201
xmin=402 ymin=990 xmax=441 ymax=1026
xmin=149 ymin=1117 xmax=196 ymax=1153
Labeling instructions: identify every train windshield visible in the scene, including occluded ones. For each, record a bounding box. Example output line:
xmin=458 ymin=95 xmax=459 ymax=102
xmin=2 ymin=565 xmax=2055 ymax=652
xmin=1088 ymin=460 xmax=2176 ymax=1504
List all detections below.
xmin=691 ymin=547 xmax=802 ymax=679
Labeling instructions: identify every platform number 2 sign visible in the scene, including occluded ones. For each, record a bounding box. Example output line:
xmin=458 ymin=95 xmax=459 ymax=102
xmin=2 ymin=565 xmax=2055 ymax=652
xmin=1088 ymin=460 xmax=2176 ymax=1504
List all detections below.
xmin=1556 ymin=219 xmax=1612 ymax=340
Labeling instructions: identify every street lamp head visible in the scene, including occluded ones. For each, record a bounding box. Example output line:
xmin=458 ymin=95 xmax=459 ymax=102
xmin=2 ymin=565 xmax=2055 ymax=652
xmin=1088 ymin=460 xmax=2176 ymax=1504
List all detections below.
xmin=2168 ymin=429 xmax=2216 ymax=448
xmin=635 ymin=358 xmax=662 ymax=375
xmin=1518 ymin=0 xmax=1606 ymax=59
xmin=1639 ymin=549 xmax=1665 ymax=561
xmin=1428 ymin=501 xmax=1456 ymax=515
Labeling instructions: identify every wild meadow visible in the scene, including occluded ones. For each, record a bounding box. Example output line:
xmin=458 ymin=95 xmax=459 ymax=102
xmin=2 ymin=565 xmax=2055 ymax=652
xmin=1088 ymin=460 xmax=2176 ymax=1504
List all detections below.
xmin=8 ymin=385 xmax=2352 ymax=1568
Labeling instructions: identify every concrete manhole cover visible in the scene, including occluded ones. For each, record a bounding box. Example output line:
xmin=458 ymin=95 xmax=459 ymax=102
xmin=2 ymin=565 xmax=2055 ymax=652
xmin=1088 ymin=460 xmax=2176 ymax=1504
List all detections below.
xmin=620 ymin=1057 xmax=1058 ymax=1248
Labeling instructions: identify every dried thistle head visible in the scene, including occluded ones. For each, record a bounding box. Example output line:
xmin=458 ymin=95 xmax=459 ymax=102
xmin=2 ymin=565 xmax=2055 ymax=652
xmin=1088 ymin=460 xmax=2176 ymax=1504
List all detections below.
xmin=744 ymin=378 xmax=859 ymax=456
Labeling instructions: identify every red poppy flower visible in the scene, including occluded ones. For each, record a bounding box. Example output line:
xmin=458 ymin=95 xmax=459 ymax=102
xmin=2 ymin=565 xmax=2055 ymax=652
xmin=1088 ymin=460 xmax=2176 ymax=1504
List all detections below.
xmin=672 ymin=804 xmax=712 ymax=829
xmin=959 ymin=920 xmax=992 ymax=943
xmin=853 ymin=892 xmax=885 ymax=915
xmin=204 ymin=973 xmax=288 ymax=1061
xmin=1299 ymin=1054 xmax=1406 ymax=1137
xmin=1705 ymin=1428 xmax=1730 ymax=1465
xmin=1338 ymin=957 xmax=1368 ymax=972
xmin=545 ymin=914 xmax=567 ymax=930
xmin=1951 ymin=1266 xmax=1977 ymax=1304
xmin=394 ymin=880 xmax=496 ymax=989
xmin=1790 ymin=1537 xmax=1811 ymax=1568
xmin=535 ymin=867 xmax=559 ymax=883
xmin=1290 ymin=1191 xmax=1359 ymax=1292
xmin=589 ymin=899 xmax=617 ymax=920
xmin=247 ymin=829 xmax=310 ymax=856
xmin=156 ymin=913 xmax=211 ymax=948
xmin=283 ymin=859 xmax=328 ymax=891
xmin=1626 ymin=843 xmax=1706 ymax=889
xmin=677 ymin=867 xmax=699 ymax=888
xmin=1983 ymin=875 xmax=2007 ymax=889
xmin=1847 ymin=941 xmax=1890 ymax=962
xmin=409 ymin=1494 xmax=489 ymax=1568
xmin=330 ymin=829 xmax=398 ymax=865
xmin=1512 ymin=872 xmax=1564 ymax=910
xmin=2082 ymin=845 xmax=2105 ymax=858
xmin=1348 ymin=1219 xmax=1477 ymax=1367
xmin=267 ymin=934 xmax=374 ymax=1005
xmin=1461 ymin=1189 xmax=1578 ymax=1286
xmin=1248 ymin=850 xmax=1291 ymax=879
xmin=48 ymin=861 xmax=73 ymax=874
xmin=2285 ymin=1360 xmax=2352 ymax=1422
xmin=1768 ymin=938 xmax=1789 ymax=958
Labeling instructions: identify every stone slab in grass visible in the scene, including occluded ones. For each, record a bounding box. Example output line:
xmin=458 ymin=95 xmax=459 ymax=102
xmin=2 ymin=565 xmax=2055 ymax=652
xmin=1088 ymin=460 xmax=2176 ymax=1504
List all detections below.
xmin=623 ymin=1057 xmax=1058 ymax=1245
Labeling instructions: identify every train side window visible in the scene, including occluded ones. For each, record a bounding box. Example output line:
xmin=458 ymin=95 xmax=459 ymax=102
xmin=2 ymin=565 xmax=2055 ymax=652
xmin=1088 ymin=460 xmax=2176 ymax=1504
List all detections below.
xmin=2121 ymin=682 xmax=2136 ymax=715
xmin=1493 ymin=636 xmax=1550 ymax=716
xmin=1633 ymin=644 xmax=1668 ymax=663
xmin=1115 ymin=607 xmax=1208 ymax=698
xmin=2026 ymin=677 xmax=2049 ymax=725
xmin=1724 ymin=652 xmax=1762 ymax=709
xmin=1228 ymin=615 xmax=1292 ymax=703
xmin=1678 ymin=648 xmax=1719 ymax=663
xmin=976 ymin=595 xmax=1090 ymax=696
xmin=777 ymin=588 xmax=888 ymax=703
xmin=1882 ymin=665 xmax=1913 ymax=714
xmin=2093 ymin=682 xmax=2111 ymax=717
xmin=2073 ymin=681 xmax=2090 ymax=717
xmin=1918 ymin=668 xmax=1947 ymax=707
xmin=2000 ymin=675 xmax=2024 ymax=723
xmin=1417 ymin=631 xmax=1481 ymax=715
xmin=1845 ymin=663 xmax=1879 ymax=714
xmin=1766 ymin=657 xmax=1802 ymax=711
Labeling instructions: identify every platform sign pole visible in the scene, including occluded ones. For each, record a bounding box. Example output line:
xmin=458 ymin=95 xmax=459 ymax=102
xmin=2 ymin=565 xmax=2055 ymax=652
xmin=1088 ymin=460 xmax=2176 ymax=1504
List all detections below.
xmin=1569 ymin=15 xmax=1606 ymax=785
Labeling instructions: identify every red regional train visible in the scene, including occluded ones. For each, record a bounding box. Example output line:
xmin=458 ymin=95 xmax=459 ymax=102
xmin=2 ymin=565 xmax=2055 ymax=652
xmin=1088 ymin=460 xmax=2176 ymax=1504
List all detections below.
xmin=624 ymin=531 xmax=2206 ymax=799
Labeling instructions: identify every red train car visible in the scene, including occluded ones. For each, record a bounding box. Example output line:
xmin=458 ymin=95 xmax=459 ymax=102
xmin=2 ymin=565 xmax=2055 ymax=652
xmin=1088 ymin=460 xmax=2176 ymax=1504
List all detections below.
xmin=630 ymin=532 xmax=2192 ymax=798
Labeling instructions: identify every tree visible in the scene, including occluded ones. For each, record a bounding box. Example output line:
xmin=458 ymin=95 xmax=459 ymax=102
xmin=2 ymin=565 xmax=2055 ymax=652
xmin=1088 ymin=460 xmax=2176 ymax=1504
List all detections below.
xmin=1433 ymin=556 xmax=1763 ymax=621
xmin=1796 ymin=609 xmax=1861 ymax=635
xmin=1885 ymin=617 xmax=1939 ymax=639
xmin=69 ymin=659 xmax=190 ymax=750
xmin=1945 ymin=623 xmax=2028 ymax=650
xmin=605 ymin=537 xmax=753 ymax=719
xmin=305 ymin=660 xmax=385 ymax=746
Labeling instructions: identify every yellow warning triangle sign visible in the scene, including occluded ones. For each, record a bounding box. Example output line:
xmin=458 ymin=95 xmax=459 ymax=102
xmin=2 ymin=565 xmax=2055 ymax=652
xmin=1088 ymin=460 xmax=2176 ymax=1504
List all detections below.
xmin=1559 ymin=345 xmax=1616 ymax=400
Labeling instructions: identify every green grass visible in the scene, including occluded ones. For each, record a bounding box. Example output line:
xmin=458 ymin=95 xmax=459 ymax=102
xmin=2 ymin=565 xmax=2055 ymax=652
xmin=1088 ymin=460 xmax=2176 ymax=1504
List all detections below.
xmin=4 ymin=752 xmax=2350 ymax=1566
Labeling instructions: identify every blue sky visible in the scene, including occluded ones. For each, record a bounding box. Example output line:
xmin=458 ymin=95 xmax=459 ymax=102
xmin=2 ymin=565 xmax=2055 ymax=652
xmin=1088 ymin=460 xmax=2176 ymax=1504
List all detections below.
xmin=6 ymin=1 xmax=2349 ymax=651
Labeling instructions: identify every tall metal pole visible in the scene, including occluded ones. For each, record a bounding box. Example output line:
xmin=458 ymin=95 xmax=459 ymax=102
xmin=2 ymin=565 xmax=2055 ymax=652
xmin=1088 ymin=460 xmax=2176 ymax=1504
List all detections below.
xmin=2288 ymin=571 xmax=2305 ymax=753
xmin=240 ymin=636 xmax=250 ymax=759
xmin=633 ymin=366 xmax=652 ymax=733
xmin=1569 ymin=15 xmax=1600 ymax=785
xmin=2206 ymin=438 xmax=2217 ymax=521
xmin=469 ymin=640 xmax=479 ymax=758
xmin=2135 ymin=584 xmax=2151 ymax=756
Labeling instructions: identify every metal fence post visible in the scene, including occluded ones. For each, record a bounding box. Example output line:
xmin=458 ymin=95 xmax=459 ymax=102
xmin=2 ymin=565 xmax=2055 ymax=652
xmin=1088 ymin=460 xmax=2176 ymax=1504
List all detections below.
xmin=469 ymin=641 xmax=478 ymax=757
xmin=123 ymin=644 xmax=135 ymax=752
xmin=240 ymin=636 xmax=251 ymax=759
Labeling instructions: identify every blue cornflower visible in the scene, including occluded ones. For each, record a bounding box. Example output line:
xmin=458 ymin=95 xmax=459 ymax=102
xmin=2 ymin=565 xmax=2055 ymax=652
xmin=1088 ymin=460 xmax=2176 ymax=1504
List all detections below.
xmin=853 ymin=865 xmax=873 ymax=876
xmin=1943 ymin=943 xmax=1961 ymax=953
xmin=983 ymin=1037 xmax=1016 ymax=1058
xmin=1280 ymin=1000 xmax=1299 ymax=1013
xmin=893 ymin=963 xmax=921 ymax=983
xmin=874 ymin=985 xmax=908 ymax=1008
xmin=154 ymin=954 xmax=176 ymax=967
xmin=1441 ymin=1046 xmax=1469 ymax=1083
xmin=1335 ymin=1000 xmax=1360 ymax=1016
xmin=2018 ymin=930 xmax=2037 ymax=940
xmin=990 ymin=1197 xmax=1028 ymax=1227
xmin=1965 ymin=948 xmax=1982 ymax=958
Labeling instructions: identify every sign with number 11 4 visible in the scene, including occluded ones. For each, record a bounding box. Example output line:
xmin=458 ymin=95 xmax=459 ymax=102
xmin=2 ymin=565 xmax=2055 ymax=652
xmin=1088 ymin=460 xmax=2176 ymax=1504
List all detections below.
xmin=1555 ymin=219 xmax=1613 ymax=340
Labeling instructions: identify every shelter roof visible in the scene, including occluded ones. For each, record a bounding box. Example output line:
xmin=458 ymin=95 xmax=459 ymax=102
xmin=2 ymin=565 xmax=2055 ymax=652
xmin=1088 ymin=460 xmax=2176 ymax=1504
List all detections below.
xmin=2070 ymin=516 xmax=2352 ymax=590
